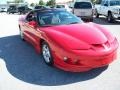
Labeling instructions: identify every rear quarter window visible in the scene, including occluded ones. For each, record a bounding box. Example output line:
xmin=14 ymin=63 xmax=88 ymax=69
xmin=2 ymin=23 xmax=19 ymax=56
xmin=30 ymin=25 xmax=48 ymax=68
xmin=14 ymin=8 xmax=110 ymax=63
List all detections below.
xmin=74 ymin=2 xmax=92 ymax=9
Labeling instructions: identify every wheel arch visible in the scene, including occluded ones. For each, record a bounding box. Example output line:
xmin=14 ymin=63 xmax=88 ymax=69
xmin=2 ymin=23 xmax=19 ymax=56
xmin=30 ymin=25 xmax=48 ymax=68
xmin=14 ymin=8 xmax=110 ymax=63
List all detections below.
xmin=108 ymin=10 xmax=112 ymax=15
xmin=40 ymin=39 xmax=45 ymax=46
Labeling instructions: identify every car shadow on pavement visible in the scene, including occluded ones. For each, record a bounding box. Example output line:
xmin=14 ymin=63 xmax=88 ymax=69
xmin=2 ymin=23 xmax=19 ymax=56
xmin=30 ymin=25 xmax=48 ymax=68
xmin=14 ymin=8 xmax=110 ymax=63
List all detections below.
xmin=93 ymin=17 xmax=120 ymax=25
xmin=0 ymin=35 xmax=108 ymax=86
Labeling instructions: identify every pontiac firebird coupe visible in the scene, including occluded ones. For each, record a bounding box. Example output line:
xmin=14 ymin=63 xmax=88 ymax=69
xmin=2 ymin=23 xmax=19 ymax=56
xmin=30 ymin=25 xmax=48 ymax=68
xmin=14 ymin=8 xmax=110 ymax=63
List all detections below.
xmin=19 ymin=8 xmax=118 ymax=72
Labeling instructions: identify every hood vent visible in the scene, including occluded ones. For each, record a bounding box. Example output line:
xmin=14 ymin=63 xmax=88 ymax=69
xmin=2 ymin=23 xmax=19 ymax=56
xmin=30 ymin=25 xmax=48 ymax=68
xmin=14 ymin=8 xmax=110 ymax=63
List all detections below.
xmin=92 ymin=41 xmax=110 ymax=50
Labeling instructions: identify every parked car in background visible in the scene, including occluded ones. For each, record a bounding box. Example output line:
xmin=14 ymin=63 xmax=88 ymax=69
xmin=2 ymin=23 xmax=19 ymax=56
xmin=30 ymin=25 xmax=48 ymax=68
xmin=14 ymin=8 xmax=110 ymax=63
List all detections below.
xmin=18 ymin=6 xmax=32 ymax=14
xmin=73 ymin=0 xmax=94 ymax=21
xmin=0 ymin=7 xmax=7 ymax=12
xmin=95 ymin=0 xmax=120 ymax=23
xmin=7 ymin=5 xmax=18 ymax=14
xmin=55 ymin=4 xmax=72 ymax=12
xmin=34 ymin=5 xmax=46 ymax=9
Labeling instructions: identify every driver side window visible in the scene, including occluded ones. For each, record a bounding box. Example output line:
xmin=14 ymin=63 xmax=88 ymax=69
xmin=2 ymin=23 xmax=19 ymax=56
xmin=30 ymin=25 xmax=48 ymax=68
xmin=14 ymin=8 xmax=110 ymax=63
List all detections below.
xmin=26 ymin=12 xmax=36 ymax=22
xmin=104 ymin=1 xmax=108 ymax=6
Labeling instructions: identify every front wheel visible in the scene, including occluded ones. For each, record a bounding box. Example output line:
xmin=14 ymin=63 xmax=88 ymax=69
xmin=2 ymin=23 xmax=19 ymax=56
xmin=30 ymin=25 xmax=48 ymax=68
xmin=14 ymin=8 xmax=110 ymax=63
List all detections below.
xmin=107 ymin=13 xmax=114 ymax=23
xmin=42 ymin=42 xmax=53 ymax=66
xmin=95 ymin=10 xmax=99 ymax=18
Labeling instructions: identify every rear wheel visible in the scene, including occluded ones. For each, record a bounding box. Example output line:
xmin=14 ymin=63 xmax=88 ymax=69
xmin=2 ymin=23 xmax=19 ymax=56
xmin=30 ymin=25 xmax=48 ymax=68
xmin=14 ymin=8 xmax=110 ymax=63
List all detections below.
xmin=19 ymin=26 xmax=24 ymax=40
xmin=42 ymin=41 xmax=53 ymax=66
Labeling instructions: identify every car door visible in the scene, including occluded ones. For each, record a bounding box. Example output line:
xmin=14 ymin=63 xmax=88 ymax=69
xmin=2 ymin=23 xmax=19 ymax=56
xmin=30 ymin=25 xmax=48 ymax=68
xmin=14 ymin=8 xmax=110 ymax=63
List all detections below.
xmin=99 ymin=0 xmax=105 ymax=14
xmin=23 ymin=11 xmax=41 ymax=48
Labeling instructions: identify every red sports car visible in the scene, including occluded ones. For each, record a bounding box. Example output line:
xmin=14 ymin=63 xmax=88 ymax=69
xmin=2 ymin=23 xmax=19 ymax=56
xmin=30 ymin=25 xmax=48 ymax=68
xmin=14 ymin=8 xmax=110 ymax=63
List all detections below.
xmin=19 ymin=8 xmax=118 ymax=72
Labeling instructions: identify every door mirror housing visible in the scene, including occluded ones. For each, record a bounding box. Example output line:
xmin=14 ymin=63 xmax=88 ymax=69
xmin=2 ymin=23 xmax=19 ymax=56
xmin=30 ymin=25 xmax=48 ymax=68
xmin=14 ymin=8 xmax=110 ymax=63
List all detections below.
xmin=28 ymin=21 xmax=37 ymax=28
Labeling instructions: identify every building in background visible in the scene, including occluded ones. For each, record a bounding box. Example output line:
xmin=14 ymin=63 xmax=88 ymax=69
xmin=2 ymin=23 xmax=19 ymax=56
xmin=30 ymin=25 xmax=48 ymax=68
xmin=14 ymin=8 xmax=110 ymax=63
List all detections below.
xmin=0 ymin=0 xmax=28 ymax=12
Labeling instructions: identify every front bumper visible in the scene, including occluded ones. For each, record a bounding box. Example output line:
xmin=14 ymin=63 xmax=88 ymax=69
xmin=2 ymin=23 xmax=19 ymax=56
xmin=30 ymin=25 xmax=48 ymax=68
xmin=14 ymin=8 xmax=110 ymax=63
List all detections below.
xmin=53 ymin=39 xmax=118 ymax=72
xmin=54 ymin=50 xmax=117 ymax=72
xmin=113 ymin=13 xmax=120 ymax=20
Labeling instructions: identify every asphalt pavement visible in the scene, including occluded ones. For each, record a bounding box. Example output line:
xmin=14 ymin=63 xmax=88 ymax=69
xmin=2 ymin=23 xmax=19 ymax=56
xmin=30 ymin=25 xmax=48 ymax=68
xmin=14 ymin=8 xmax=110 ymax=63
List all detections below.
xmin=0 ymin=13 xmax=120 ymax=90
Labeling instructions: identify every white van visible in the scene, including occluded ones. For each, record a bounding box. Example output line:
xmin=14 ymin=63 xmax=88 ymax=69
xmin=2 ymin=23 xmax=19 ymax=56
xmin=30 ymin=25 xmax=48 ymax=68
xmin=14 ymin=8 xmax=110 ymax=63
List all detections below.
xmin=73 ymin=0 xmax=94 ymax=21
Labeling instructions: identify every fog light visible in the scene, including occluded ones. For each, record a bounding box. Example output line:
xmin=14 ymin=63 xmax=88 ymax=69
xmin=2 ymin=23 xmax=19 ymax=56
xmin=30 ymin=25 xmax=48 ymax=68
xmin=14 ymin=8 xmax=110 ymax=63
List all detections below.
xmin=63 ymin=57 xmax=68 ymax=61
xmin=74 ymin=59 xmax=78 ymax=63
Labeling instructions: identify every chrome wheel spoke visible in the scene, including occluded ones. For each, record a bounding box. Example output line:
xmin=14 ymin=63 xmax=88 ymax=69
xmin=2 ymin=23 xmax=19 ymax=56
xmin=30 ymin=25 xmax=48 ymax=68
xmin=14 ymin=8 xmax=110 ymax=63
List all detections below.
xmin=42 ymin=44 xmax=51 ymax=63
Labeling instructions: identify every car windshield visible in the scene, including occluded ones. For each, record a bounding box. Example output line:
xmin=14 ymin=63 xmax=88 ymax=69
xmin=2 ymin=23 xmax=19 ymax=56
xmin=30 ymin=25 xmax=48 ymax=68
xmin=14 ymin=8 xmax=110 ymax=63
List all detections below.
xmin=110 ymin=1 xmax=120 ymax=6
xmin=38 ymin=11 xmax=83 ymax=26
xmin=74 ymin=2 xmax=92 ymax=9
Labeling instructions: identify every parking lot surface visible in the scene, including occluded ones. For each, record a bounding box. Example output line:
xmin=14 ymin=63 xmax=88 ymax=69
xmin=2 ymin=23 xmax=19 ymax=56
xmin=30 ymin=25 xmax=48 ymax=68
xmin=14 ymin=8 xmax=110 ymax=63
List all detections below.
xmin=0 ymin=13 xmax=120 ymax=90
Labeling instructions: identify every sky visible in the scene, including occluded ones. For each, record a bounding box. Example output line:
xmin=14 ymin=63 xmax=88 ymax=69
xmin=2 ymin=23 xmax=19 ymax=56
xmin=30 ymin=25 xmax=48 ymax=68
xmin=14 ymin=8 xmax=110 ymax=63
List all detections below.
xmin=0 ymin=0 xmax=72 ymax=4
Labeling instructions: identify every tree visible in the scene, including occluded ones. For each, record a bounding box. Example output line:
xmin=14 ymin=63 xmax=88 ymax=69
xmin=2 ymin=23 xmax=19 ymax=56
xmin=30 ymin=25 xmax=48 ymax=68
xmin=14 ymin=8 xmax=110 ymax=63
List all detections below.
xmin=46 ymin=0 xmax=56 ymax=7
xmin=39 ymin=0 xmax=45 ymax=5
xmin=30 ymin=3 xmax=35 ymax=7
xmin=14 ymin=0 xmax=23 ymax=3
xmin=91 ymin=0 xmax=102 ymax=4
xmin=91 ymin=0 xmax=97 ymax=3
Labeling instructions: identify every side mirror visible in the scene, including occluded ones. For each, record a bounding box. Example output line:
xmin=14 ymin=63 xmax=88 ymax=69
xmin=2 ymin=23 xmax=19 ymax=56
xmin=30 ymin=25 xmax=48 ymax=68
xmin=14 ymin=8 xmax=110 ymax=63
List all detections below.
xmin=104 ymin=4 xmax=108 ymax=6
xmin=28 ymin=21 xmax=37 ymax=28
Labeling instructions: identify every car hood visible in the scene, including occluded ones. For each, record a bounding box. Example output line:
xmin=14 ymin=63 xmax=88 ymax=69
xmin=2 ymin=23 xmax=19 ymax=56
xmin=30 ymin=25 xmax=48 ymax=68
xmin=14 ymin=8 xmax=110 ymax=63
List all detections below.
xmin=43 ymin=23 xmax=113 ymax=49
xmin=110 ymin=5 xmax=120 ymax=9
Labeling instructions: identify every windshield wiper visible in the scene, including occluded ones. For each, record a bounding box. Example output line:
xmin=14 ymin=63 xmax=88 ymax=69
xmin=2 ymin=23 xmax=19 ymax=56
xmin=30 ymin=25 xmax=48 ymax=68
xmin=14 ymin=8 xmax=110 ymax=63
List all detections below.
xmin=41 ymin=25 xmax=54 ymax=27
xmin=68 ymin=22 xmax=79 ymax=24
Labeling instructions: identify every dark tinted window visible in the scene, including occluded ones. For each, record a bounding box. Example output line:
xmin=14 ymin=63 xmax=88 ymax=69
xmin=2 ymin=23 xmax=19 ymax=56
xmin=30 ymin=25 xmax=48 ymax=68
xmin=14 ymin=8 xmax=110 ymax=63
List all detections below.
xmin=34 ymin=6 xmax=45 ymax=9
xmin=56 ymin=5 xmax=65 ymax=8
xmin=74 ymin=2 xmax=92 ymax=9
xmin=18 ymin=6 xmax=25 ymax=11
xmin=9 ymin=6 xmax=17 ymax=10
xmin=110 ymin=1 xmax=120 ymax=6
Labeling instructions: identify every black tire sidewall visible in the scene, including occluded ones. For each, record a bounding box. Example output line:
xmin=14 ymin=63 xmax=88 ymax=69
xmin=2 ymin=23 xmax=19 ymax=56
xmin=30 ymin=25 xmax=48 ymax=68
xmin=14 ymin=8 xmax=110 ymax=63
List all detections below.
xmin=95 ymin=10 xmax=99 ymax=18
xmin=107 ymin=13 xmax=114 ymax=23
xmin=19 ymin=26 xmax=24 ymax=40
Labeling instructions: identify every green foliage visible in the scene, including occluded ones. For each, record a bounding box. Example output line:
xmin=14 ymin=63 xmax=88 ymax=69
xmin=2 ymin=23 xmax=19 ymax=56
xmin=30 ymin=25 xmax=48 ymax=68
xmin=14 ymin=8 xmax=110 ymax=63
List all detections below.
xmin=39 ymin=0 xmax=45 ymax=5
xmin=91 ymin=0 xmax=97 ymax=3
xmin=30 ymin=3 xmax=35 ymax=7
xmin=14 ymin=0 xmax=23 ymax=3
xmin=46 ymin=0 xmax=56 ymax=7
xmin=91 ymin=0 xmax=102 ymax=4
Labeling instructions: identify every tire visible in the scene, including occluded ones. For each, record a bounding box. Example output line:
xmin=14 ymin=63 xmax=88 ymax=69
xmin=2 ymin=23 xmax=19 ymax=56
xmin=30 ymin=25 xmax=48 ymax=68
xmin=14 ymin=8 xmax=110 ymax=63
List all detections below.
xmin=42 ymin=41 xmax=53 ymax=66
xmin=107 ymin=12 xmax=114 ymax=23
xmin=90 ymin=18 xmax=93 ymax=22
xmin=95 ymin=10 xmax=99 ymax=18
xmin=19 ymin=26 xmax=24 ymax=40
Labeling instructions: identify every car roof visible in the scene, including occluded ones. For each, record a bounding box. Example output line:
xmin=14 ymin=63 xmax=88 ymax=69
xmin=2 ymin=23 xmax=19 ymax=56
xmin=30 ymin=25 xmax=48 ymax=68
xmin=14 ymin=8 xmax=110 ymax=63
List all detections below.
xmin=75 ymin=0 xmax=92 ymax=2
xmin=32 ymin=8 xmax=65 ymax=13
